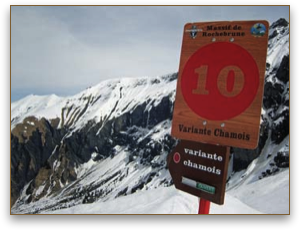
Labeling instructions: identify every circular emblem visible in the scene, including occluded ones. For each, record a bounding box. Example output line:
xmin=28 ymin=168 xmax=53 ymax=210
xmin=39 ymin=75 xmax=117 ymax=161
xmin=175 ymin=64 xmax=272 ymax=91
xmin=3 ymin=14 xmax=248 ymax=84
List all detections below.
xmin=181 ymin=42 xmax=260 ymax=121
xmin=173 ymin=152 xmax=181 ymax=164
xmin=251 ymin=23 xmax=266 ymax=37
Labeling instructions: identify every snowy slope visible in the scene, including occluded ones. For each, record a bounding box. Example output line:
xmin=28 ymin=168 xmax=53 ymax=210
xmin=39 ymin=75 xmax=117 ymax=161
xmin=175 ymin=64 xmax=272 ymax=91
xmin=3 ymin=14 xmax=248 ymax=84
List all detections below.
xmin=40 ymin=186 xmax=260 ymax=214
xmin=11 ymin=94 xmax=63 ymax=130
xmin=77 ymin=166 xmax=288 ymax=215
xmin=227 ymin=169 xmax=289 ymax=214
xmin=39 ymin=169 xmax=288 ymax=214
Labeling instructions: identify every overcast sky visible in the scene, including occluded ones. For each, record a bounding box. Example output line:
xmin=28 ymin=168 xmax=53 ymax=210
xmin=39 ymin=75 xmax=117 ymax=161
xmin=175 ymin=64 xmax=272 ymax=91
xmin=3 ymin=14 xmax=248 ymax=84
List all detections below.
xmin=11 ymin=5 xmax=289 ymax=101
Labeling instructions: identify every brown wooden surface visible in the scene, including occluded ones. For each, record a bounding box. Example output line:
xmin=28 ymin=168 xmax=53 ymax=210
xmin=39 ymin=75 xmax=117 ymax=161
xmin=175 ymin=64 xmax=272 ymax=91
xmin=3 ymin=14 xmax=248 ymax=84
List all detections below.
xmin=167 ymin=140 xmax=230 ymax=205
xmin=171 ymin=21 xmax=269 ymax=149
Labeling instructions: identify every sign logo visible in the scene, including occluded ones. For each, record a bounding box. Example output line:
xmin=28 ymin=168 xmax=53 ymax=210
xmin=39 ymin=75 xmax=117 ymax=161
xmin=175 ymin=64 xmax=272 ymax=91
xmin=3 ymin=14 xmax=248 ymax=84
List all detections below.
xmin=185 ymin=25 xmax=203 ymax=39
xmin=251 ymin=23 xmax=267 ymax=37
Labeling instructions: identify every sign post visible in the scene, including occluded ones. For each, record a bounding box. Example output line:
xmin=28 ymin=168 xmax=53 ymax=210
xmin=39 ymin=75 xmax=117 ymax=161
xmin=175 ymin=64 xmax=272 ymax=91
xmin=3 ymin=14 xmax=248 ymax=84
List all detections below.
xmin=168 ymin=20 xmax=269 ymax=214
xmin=199 ymin=198 xmax=210 ymax=214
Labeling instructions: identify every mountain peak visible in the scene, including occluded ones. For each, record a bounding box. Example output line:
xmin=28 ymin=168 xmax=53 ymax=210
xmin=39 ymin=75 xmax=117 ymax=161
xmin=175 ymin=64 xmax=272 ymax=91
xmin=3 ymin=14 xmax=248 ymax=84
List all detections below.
xmin=270 ymin=18 xmax=289 ymax=29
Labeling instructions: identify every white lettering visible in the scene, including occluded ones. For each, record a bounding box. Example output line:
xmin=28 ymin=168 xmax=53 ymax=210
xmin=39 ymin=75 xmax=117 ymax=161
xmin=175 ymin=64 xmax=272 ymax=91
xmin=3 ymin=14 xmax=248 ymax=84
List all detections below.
xmin=183 ymin=159 xmax=222 ymax=176
xmin=184 ymin=148 xmax=223 ymax=162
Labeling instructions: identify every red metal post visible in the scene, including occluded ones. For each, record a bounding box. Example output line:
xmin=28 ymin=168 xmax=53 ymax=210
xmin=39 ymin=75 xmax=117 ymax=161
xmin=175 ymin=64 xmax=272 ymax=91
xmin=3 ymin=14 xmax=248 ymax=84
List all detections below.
xmin=198 ymin=198 xmax=210 ymax=214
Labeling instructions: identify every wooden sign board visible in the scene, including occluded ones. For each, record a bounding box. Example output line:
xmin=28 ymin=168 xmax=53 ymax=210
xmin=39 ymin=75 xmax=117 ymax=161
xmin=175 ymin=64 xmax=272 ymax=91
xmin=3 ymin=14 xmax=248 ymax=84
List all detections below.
xmin=167 ymin=140 xmax=230 ymax=205
xmin=171 ymin=21 xmax=269 ymax=149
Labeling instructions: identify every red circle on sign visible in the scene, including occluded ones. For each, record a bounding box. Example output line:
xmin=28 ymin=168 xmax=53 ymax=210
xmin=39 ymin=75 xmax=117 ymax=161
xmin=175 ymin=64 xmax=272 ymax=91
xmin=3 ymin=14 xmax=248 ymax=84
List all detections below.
xmin=173 ymin=152 xmax=181 ymax=164
xmin=181 ymin=42 xmax=259 ymax=121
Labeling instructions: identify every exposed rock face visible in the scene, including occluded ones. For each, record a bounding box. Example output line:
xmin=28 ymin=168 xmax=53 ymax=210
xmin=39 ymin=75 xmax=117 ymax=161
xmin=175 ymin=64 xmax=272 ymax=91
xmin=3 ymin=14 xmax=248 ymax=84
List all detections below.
xmin=270 ymin=18 xmax=289 ymax=29
xmin=11 ymin=118 xmax=66 ymax=206
xmin=11 ymin=74 xmax=177 ymax=210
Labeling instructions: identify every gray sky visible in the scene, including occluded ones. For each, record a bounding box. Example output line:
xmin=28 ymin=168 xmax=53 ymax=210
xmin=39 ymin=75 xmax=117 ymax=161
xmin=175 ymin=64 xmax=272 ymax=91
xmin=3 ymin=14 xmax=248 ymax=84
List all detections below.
xmin=11 ymin=5 xmax=289 ymax=101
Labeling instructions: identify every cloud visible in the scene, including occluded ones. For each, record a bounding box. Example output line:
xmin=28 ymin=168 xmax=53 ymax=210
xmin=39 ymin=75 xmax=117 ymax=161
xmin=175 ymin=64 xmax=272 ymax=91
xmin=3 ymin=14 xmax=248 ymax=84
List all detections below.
xmin=11 ymin=6 xmax=289 ymax=101
xmin=11 ymin=6 xmax=182 ymax=99
xmin=11 ymin=7 xmax=106 ymax=90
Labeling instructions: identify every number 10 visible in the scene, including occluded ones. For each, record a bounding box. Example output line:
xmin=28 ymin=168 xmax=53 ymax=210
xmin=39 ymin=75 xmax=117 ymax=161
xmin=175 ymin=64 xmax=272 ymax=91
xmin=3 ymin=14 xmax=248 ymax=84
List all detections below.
xmin=192 ymin=65 xmax=245 ymax=97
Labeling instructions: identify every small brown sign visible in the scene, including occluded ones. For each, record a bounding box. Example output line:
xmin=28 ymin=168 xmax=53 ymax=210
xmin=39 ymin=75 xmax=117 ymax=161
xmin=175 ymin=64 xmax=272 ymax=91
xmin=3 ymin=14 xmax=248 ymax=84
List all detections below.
xmin=171 ymin=20 xmax=269 ymax=149
xmin=168 ymin=140 xmax=230 ymax=205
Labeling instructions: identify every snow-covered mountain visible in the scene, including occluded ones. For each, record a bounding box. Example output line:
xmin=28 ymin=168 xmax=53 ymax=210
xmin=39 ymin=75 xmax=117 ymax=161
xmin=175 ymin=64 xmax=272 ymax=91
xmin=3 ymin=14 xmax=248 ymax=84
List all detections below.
xmin=11 ymin=74 xmax=178 ymax=213
xmin=11 ymin=18 xmax=289 ymax=214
